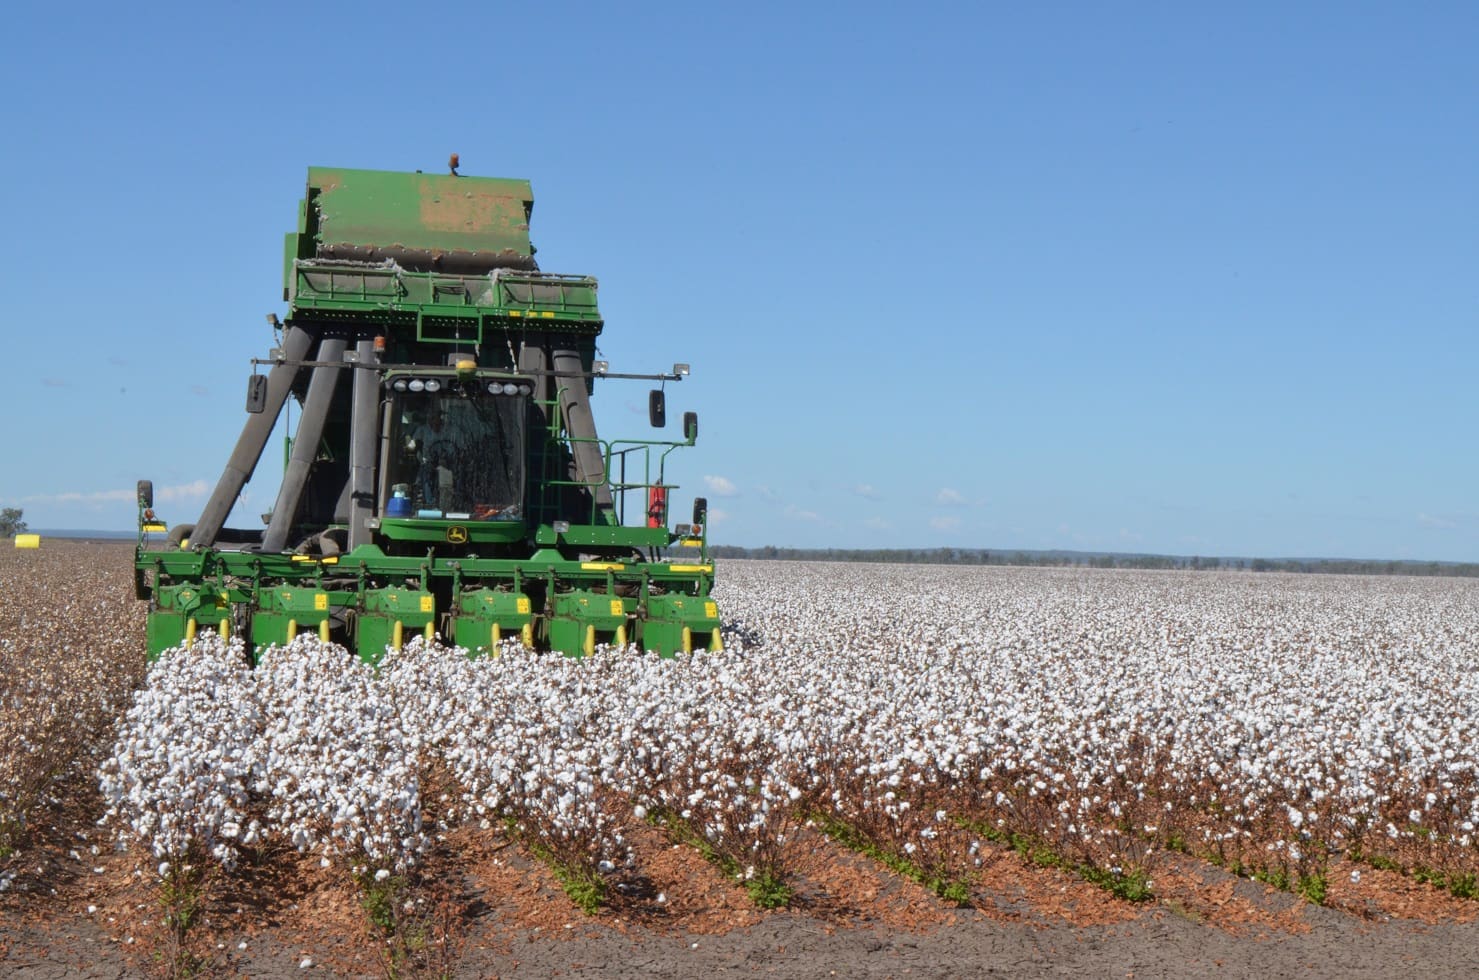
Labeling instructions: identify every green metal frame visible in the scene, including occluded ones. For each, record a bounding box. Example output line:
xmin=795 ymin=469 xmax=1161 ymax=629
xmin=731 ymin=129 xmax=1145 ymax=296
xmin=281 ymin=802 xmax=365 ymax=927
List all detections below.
xmin=136 ymin=536 xmax=717 ymax=663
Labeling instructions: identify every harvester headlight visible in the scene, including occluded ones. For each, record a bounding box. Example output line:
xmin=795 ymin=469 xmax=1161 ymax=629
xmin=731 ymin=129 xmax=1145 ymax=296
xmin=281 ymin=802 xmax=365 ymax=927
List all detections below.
xmin=593 ymin=360 xmax=609 ymax=376
xmin=673 ymin=363 xmax=690 ymax=377
xmin=517 ymin=384 xmax=532 ymax=396
xmin=487 ymin=382 xmax=501 ymax=394
xmin=408 ymin=379 xmax=426 ymax=392
xmin=502 ymin=382 xmax=519 ymax=395
xmin=391 ymin=379 xmax=408 ymax=391
xmin=424 ymin=379 xmax=442 ymax=392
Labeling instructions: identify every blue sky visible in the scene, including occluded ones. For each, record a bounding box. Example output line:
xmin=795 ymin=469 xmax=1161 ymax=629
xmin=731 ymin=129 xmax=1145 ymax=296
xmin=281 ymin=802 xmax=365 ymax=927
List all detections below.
xmin=2 ymin=2 xmax=1475 ymax=560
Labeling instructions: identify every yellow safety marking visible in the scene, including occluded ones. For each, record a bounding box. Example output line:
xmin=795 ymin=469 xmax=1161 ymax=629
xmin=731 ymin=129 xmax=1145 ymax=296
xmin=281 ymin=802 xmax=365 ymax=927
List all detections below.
xmin=286 ymin=619 xmax=297 ymax=640
xmin=319 ymin=620 xmax=330 ymax=641
xmin=185 ymin=618 xmax=197 ymax=643
xmin=581 ymin=562 xmax=625 ymax=571
xmin=420 ymin=595 xmax=434 ymax=613
xmin=424 ymin=622 xmax=434 ymax=642
xmin=669 ymin=564 xmax=712 ymax=573
xmin=179 ymin=538 xmax=190 ymax=550
xmin=392 ymin=620 xmax=404 ymax=650
xmin=609 ymin=599 xmax=624 ymax=616
xmin=314 ymin=593 xmax=328 ymax=611
xmin=219 ymin=618 xmax=229 ymax=638
xmin=711 ymin=628 xmax=724 ymax=652
xmin=679 ymin=538 xmax=703 ymax=548
xmin=705 ymin=601 xmax=718 ymax=619
xmin=615 ymin=624 xmax=627 ymax=648
xmin=681 ymin=626 xmax=693 ymax=654
xmin=521 ymin=623 xmax=534 ymax=648
xmin=492 ymin=623 xmax=502 ymax=647
xmin=321 ymin=556 xmax=338 ymax=565
xmin=509 ymin=309 xmax=522 ymax=317
xmin=292 ymin=555 xmax=313 ymax=563
xmin=516 ymin=597 xmax=531 ymax=614
xmin=583 ymin=625 xmax=596 ymax=656
xmin=141 ymin=522 xmax=168 ymax=533
xmin=540 ymin=311 xmax=554 ymax=318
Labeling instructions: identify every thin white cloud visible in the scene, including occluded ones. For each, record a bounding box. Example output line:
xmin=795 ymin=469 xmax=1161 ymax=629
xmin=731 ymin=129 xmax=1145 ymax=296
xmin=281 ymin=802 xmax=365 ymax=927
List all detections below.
xmin=936 ymin=487 xmax=966 ymax=506
xmin=853 ymin=483 xmax=881 ymax=500
xmin=863 ymin=516 xmax=891 ymax=530
xmin=42 ymin=378 xmax=67 ymax=388
xmin=706 ymin=506 xmax=728 ymax=526
xmin=784 ymin=504 xmax=820 ymax=522
xmin=754 ymin=485 xmax=780 ymax=501
xmin=24 ymin=480 xmax=211 ymax=505
xmin=703 ymin=475 xmax=739 ymax=497
xmin=25 ymin=488 xmax=134 ymax=504
xmin=1418 ymin=512 xmax=1457 ymax=529
xmin=158 ymin=480 xmax=212 ymax=502
xmin=930 ymin=515 xmax=961 ymax=531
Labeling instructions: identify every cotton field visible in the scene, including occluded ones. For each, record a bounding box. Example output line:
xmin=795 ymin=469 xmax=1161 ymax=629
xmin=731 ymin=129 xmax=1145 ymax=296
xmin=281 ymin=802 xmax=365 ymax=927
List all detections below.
xmin=98 ymin=560 xmax=1479 ymax=908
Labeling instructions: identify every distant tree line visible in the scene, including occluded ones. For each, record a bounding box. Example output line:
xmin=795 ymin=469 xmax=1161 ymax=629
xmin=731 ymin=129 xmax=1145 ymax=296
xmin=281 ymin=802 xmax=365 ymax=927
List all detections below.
xmin=708 ymin=545 xmax=1479 ymax=578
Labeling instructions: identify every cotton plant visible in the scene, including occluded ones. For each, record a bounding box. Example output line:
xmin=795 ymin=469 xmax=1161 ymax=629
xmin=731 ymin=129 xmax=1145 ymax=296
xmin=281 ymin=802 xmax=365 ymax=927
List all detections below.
xmin=99 ymin=632 xmax=262 ymax=871
xmin=252 ymin=636 xmax=426 ymax=874
xmin=101 ymin=561 xmax=1479 ymax=908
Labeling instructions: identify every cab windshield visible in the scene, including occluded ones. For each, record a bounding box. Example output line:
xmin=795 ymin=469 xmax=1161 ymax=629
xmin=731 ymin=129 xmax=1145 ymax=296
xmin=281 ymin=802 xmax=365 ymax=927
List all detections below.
xmin=386 ymin=384 xmax=526 ymax=520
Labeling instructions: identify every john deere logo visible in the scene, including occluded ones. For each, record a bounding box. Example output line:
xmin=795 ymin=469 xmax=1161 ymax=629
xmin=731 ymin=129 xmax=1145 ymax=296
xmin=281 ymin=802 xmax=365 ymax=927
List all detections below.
xmin=447 ymin=525 xmax=469 ymax=544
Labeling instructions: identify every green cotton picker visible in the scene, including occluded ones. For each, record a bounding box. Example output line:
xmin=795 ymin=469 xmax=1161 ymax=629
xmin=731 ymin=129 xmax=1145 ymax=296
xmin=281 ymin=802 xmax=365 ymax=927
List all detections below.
xmin=134 ymin=160 xmax=719 ymax=662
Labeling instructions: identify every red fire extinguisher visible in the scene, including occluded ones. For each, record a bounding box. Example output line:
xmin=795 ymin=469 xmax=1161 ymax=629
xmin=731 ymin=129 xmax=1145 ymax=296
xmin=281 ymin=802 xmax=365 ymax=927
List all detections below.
xmin=646 ymin=485 xmax=668 ymax=528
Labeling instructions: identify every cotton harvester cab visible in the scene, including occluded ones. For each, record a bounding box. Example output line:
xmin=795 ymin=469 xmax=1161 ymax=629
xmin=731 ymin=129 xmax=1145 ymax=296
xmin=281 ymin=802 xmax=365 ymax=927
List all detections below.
xmin=134 ymin=165 xmax=720 ymax=662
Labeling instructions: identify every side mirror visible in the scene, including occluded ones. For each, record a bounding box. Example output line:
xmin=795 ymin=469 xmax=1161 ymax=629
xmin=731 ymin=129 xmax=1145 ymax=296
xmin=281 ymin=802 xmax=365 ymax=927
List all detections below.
xmin=137 ymin=480 xmax=154 ymax=509
xmin=692 ymin=496 xmax=707 ymax=528
xmin=648 ymin=389 xmax=666 ymax=428
xmin=683 ymin=411 xmax=698 ymax=442
xmin=246 ymin=374 xmax=268 ymax=414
